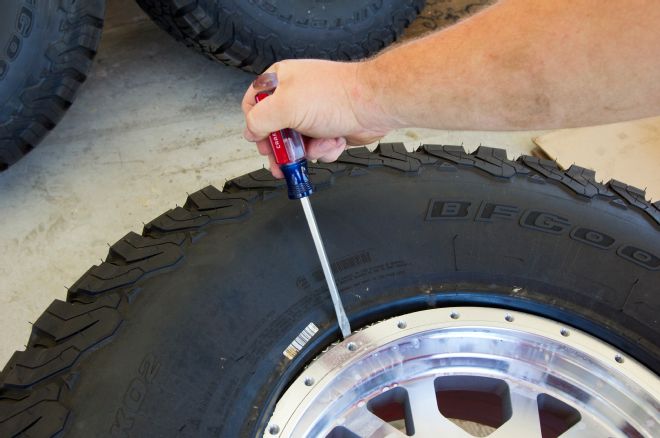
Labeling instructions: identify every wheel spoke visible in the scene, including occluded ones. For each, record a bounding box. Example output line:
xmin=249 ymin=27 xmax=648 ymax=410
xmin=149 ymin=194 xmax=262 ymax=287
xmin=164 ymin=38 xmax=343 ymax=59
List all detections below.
xmin=490 ymin=389 xmax=541 ymax=437
xmin=404 ymin=380 xmax=470 ymax=437
xmin=342 ymin=407 xmax=407 ymax=438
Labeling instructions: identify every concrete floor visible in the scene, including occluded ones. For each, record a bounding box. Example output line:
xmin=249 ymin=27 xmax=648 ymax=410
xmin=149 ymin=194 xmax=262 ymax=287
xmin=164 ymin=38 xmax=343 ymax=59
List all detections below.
xmin=0 ymin=0 xmax=546 ymax=365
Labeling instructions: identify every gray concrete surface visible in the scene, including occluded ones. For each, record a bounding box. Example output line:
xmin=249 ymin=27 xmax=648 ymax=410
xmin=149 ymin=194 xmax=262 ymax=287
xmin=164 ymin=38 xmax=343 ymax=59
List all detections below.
xmin=0 ymin=0 xmax=545 ymax=365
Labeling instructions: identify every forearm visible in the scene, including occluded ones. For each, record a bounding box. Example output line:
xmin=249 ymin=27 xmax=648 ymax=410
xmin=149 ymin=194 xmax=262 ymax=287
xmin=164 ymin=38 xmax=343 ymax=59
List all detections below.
xmin=360 ymin=0 xmax=660 ymax=131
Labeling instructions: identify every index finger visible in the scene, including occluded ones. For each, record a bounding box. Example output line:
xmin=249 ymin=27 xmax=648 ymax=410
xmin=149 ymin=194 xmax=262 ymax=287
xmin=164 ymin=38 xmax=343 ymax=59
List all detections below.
xmin=241 ymin=83 xmax=258 ymax=116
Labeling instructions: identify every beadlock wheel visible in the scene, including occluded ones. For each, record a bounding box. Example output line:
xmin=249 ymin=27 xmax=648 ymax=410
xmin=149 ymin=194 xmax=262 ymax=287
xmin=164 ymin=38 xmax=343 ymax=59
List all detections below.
xmin=266 ymin=307 xmax=660 ymax=438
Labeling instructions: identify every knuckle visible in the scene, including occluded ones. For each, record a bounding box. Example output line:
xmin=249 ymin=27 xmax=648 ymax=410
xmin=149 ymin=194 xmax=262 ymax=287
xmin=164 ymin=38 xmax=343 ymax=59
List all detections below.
xmin=267 ymin=61 xmax=283 ymax=73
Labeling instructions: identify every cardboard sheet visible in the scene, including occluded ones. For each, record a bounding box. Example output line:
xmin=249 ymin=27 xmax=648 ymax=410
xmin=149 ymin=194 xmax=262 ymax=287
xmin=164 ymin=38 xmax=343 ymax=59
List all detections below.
xmin=534 ymin=116 xmax=660 ymax=201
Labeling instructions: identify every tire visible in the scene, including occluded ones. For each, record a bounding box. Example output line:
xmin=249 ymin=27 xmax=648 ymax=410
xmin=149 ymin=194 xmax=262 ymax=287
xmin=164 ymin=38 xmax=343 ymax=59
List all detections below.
xmin=0 ymin=144 xmax=658 ymax=436
xmin=0 ymin=0 xmax=105 ymax=170
xmin=136 ymin=0 xmax=425 ymax=73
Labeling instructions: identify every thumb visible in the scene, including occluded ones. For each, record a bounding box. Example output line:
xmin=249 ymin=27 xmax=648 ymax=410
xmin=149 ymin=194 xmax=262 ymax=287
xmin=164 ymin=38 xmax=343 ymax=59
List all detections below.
xmin=244 ymin=93 xmax=288 ymax=141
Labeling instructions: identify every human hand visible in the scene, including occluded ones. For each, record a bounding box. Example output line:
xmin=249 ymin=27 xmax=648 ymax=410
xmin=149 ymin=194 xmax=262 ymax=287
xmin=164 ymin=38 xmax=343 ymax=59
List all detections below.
xmin=242 ymin=59 xmax=396 ymax=178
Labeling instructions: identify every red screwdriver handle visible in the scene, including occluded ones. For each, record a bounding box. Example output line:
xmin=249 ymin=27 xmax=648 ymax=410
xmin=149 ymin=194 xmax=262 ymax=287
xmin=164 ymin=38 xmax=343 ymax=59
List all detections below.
xmin=253 ymin=76 xmax=313 ymax=200
xmin=255 ymin=91 xmax=307 ymax=165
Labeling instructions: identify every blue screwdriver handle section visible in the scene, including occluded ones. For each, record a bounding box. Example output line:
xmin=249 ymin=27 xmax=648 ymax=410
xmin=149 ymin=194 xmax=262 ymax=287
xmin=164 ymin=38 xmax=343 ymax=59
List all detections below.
xmin=254 ymin=84 xmax=313 ymax=199
xmin=279 ymin=160 xmax=314 ymax=200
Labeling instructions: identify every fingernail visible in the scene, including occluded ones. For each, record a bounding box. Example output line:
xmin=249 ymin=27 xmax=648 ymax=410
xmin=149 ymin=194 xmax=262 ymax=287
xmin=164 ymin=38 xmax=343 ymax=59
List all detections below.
xmin=253 ymin=72 xmax=279 ymax=92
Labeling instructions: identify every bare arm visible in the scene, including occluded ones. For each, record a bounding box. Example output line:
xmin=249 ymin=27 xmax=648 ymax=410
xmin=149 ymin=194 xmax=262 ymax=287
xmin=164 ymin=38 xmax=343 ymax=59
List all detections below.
xmin=242 ymin=0 xmax=660 ymax=174
xmin=362 ymin=0 xmax=660 ymax=131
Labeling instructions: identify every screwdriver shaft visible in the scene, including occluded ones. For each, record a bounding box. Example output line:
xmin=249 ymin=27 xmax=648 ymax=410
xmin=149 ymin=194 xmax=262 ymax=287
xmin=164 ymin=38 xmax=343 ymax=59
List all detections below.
xmin=300 ymin=197 xmax=352 ymax=338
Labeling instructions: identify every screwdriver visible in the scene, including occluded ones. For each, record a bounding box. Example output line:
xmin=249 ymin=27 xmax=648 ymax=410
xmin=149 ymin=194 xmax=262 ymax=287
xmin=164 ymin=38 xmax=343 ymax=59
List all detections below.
xmin=254 ymin=73 xmax=352 ymax=339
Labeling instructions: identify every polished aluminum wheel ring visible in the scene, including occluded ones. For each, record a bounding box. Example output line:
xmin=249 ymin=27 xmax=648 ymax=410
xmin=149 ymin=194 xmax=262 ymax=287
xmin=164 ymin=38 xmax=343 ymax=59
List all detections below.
xmin=265 ymin=307 xmax=659 ymax=437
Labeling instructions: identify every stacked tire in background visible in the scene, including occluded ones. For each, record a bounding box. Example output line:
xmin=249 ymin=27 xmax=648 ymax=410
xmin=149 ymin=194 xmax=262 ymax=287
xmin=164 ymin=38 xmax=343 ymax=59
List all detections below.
xmin=0 ymin=0 xmax=105 ymax=169
xmin=137 ymin=0 xmax=425 ymax=73
xmin=0 ymin=0 xmax=425 ymax=169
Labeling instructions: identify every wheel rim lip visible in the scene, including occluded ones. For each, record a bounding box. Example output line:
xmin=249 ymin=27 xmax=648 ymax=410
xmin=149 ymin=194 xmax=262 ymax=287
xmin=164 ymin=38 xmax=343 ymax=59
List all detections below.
xmin=265 ymin=307 xmax=660 ymax=437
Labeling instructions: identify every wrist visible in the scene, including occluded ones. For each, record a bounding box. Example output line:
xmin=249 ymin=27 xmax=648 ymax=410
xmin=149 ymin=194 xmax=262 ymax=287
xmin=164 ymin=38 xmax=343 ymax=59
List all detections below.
xmin=346 ymin=59 xmax=407 ymax=133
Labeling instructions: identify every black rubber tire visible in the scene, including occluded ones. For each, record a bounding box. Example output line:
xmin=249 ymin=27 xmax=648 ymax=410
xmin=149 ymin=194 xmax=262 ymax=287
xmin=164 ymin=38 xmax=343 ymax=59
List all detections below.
xmin=136 ymin=0 xmax=425 ymax=73
xmin=0 ymin=144 xmax=658 ymax=437
xmin=0 ymin=0 xmax=105 ymax=170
